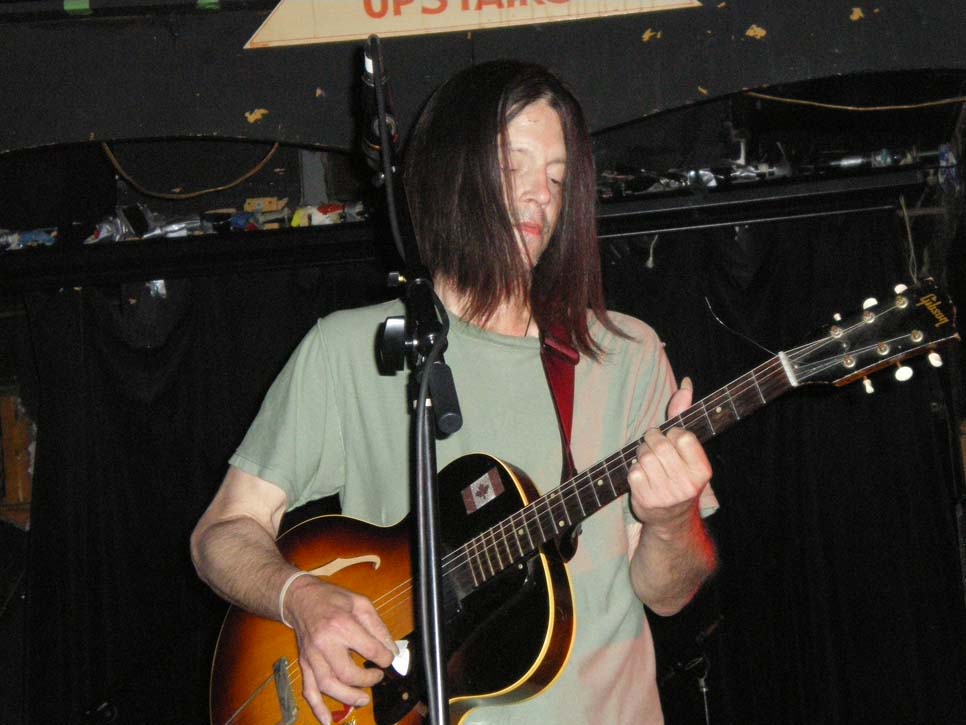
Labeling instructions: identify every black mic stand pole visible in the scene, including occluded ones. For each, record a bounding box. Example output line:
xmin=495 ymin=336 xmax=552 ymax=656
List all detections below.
xmin=365 ymin=35 xmax=461 ymax=725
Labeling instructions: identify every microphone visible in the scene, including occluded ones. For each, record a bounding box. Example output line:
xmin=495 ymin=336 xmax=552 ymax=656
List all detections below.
xmin=361 ymin=35 xmax=399 ymax=171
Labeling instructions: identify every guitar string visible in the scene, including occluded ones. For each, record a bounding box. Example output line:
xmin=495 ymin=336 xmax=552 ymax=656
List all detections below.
xmin=439 ymin=347 xmax=805 ymax=580
xmin=265 ymin=302 xmax=914 ymax=719
xmin=436 ymin=307 xmax=910 ymax=582
xmin=792 ymin=334 xmax=917 ymax=380
xmin=447 ymin=357 xmax=796 ymax=579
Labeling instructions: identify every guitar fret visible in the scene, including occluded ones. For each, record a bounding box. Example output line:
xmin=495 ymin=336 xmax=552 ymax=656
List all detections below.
xmin=541 ymin=497 xmax=561 ymax=534
xmin=532 ymin=498 xmax=550 ymax=537
xmin=750 ymin=369 xmax=767 ymax=405
xmin=482 ymin=533 xmax=496 ymax=576
xmin=488 ymin=528 xmax=505 ymax=572
xmin=594 ymin=462 xmax=613 ymax=507
xmin=494 ymin=525 xmax=513 ymax=570
xmin=525 ymin=517 xmax=536 ymax=550
xmin=549 ymin=489 xmax=570 ymax=529
xmin=707 ymin=393 xmax=737 ymax=432
xmin=603 ymin=461 xmax=618 ymax=500
xmin=589 ymin=470 xmax=602 ymax=508
xmin=572 ymin=479 xmax=587 ymax=517
xmin=493 ymin=521 xmax=513 ymax=569
xmin=511 ymin=516 xmax=526 ymax=558
xmin=500 ymin=525 xmax=513 ymax=567
xmin=623 ymin=451 xmax=636 ymax=478
xmin=449 ymin=557 xmax=473 ymax=596
xmin=726 ymin=385 xmax=740 ymax=419
xmin=492 ymin=531 xmax=506 ymax=573
xmin=576 ymin=483 xmax=593 ymax=518
xmin=544 ymin=492 xmax=558 ymax=531
xmin=699 ymin=400 xmax=716 ymax=435
xmin=476 ymin=536 xmax=491 ymax=581
xmin=467 ymin=538 xmax=482 ymax=587
xmin=530 ymin=504 xmax=548 ymax=543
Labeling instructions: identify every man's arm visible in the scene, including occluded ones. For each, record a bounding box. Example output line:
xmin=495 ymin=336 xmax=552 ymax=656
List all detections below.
xmin=625 ymin=379 xmax=718 ymax=616
xmin=190 ymin=466 xmax=397 ymax=725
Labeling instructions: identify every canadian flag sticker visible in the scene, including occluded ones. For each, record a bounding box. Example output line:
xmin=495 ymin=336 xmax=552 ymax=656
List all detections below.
xmin=462 ymin=467 xmax=505 ymax=514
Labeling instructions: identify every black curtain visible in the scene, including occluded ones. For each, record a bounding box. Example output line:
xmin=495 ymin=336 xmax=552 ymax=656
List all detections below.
xmin=22 ymin=264 xmax=390 ymax=723
xmin=606 ymin=209 xmax=966 ymax=723
xmin=19 ymin=208 xmax=966 ymax=723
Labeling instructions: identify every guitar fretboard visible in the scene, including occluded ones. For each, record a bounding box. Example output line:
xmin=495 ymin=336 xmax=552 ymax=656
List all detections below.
xmin=442 ymin=353 xmax=796 ymax=595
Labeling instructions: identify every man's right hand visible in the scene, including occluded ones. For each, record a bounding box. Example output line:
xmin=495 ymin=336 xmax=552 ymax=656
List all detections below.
xmin=190 ymin=468 xmax=400 ymax=725
xmin=283 ymin=576 xmax=399 ymax=724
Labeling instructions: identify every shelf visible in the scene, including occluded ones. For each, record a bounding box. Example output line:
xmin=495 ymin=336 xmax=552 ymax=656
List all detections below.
xmin=0 ymin=222 xmax=389 ymax=291
xmin=597 ymin=168 xmax=925 ymax=238
xmin=0 ymin=168 xmax=928 ymax=291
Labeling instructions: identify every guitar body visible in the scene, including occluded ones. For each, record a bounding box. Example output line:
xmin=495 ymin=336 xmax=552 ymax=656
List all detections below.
xmin=209 ymin=454 xmax=574 ymax=725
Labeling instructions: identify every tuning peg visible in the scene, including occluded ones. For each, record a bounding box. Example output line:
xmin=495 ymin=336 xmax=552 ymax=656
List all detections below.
xmin=832 ymin=313 xmax=842 ymax=322
xmin=894 ymin=283 xmax=908 ymax=294
xmin=863 ymin=378 xmax=875 ymax=394
xmin=894 ymin=364 xmax=914 ymax=382
xmin=862 ymin=297 xmax=878 ymax=310
xmin=928 ymin=352 xmax=943 ymax=368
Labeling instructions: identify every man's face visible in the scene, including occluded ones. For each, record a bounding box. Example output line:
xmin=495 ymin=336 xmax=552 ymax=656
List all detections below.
xmin=501 ymin=100 xmax=567 ymax=267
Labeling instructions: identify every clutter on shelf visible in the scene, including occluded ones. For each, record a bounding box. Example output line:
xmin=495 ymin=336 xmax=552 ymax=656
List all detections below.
xmin=0 ymin=197 xmax=367 ymax=252
xmin=0 ymin=228 xmax=58 ymax=251
xmin=596 ymin=143 xmax=957 ymax=202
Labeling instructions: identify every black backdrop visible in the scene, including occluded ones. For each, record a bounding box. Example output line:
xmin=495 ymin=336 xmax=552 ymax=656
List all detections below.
xmin=20 ymin=208 xmax=966 ymax=722
xmin=605 ymin=211 xmax=966 ymax=723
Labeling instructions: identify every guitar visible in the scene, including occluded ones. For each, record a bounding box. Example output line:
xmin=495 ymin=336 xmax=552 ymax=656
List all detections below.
xmin=210 ymin=279 xmax=959 ymax=725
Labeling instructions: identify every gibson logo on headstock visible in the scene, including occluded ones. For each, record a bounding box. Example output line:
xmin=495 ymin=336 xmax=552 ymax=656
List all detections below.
xmin=917 ymin=293 xmax=951 ymax=327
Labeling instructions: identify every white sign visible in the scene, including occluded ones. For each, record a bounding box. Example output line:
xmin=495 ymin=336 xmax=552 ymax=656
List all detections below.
xmin=246 ymin=0 xmax=700 ymax=49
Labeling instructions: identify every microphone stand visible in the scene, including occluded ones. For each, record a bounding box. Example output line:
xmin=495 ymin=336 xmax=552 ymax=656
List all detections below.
xmin=365 ymin=35 xmax=461 ymax=725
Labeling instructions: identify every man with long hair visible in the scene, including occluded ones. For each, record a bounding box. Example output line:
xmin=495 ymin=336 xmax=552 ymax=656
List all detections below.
xmin=192 ymin=61 xmax=717 ymax=723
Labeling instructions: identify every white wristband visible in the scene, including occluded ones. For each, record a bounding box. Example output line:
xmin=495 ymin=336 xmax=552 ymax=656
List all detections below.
xmin=278 ymin=570 xmax=314 ymax=628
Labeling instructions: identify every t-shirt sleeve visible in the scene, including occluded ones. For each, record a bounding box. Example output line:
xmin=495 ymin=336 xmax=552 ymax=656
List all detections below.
xmin=229 ymin=320 xmax=347 ymax=510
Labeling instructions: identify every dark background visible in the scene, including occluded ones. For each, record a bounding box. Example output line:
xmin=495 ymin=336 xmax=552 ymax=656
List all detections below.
xmin=1 ymin=2 xmax=966 ymax=723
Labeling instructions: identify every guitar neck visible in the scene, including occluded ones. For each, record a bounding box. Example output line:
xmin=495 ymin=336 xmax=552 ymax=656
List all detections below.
xmin=446 ymin=353 xmax=795 ymax=593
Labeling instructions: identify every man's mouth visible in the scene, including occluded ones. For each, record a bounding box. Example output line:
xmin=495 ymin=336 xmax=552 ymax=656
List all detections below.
xmin=517 ymin=221 xmax=544 ymax=239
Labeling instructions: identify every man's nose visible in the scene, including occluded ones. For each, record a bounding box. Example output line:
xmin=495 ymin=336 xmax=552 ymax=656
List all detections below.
xmin=520 ymin=168 xmax=552 ymax=206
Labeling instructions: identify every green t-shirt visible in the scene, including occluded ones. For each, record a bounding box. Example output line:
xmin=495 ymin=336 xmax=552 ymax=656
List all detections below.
xmin=231 ymin=300 xmax=675 ymax=724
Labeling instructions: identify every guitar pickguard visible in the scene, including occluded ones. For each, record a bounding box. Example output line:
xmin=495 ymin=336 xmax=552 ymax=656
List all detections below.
xmin=435 ymin=454 xmax=573 ymax=708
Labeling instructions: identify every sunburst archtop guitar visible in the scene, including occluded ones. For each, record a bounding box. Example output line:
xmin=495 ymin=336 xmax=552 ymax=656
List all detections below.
xmin=209 ymin=279 xmax=958 ymax=725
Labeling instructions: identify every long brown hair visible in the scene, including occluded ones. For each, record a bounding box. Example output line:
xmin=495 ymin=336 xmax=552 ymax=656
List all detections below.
xmin=404 ymin=60 xmax=621 ymax=357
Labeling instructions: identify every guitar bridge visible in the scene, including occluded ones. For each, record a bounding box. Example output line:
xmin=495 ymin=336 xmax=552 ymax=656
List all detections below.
xmin=273 ymin=657 xmax=298 ymax=725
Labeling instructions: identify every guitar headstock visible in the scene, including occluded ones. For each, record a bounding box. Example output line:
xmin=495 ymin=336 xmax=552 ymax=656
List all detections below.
xmin=787 ymin=279 xmax=959 ymax=388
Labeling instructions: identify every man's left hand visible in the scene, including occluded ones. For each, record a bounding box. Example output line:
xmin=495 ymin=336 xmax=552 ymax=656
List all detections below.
xmin=627 ymin=377 xmax=712 ymax=534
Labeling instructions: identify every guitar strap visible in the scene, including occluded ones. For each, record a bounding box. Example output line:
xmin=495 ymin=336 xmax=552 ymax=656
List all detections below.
xmin=539 ymin=324 xmax=579 ymax=478
xmin=540 ymin=324 xmax=581 ymax=557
